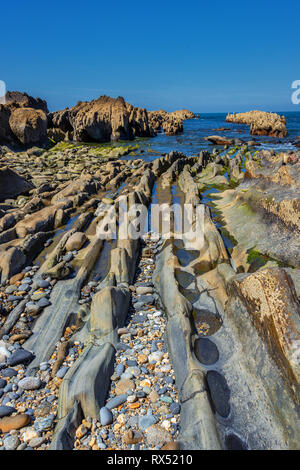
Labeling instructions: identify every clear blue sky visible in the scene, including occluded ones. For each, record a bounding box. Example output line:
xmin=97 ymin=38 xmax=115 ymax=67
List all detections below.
xmin=1 ymin=0 xmax=300 ymax=112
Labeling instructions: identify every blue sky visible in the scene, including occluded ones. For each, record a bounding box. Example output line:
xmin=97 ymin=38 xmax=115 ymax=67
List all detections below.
xmin=1 ymin=0 xmax=300 ymax=112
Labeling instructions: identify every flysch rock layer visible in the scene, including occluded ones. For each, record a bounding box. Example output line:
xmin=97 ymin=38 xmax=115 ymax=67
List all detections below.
xmin=0 ymin=139 xmax=299 ymax=451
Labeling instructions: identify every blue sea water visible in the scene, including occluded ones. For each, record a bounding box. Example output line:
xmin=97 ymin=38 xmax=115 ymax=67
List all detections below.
xmin=131 ymin=111 xmax=300 ymax=161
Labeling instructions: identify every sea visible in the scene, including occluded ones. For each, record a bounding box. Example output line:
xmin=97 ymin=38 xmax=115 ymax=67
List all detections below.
xmin=128 ymin=111 xmax=300 ymax=161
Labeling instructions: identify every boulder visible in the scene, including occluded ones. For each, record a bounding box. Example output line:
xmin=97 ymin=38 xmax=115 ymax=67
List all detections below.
xmin=9 ymin=107 xmax=48 ymax=145
xmin=65 ymin=232 xmax=87 ymax=251
xmin=0 ymin=166 xmax=34 ymax=201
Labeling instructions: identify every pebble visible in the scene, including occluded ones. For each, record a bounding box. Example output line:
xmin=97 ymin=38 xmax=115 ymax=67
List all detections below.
xmin=0 ymin=405 xmax=16 ymax=418
xmin=37 ymin=298 xmax=51 ymax=308
xmin=0 ymin=378 xmax=7 ymax=388
xmin=100 ymin=407 xmax=113 ymax=426
xmin=7 ymin=348 xmax=34 ymax=366
xmin=56 ymin=366 xmax=69 ymax=378
xmin=3 ymin=434 xmax=20 ymax=450
xmin=34 ymin=415 xmax=54 ymax=432
xmin=18 ymin=376 xmax=41 ymax=390
xmin=28 ymin=436 xmax=46 ymax=448
xmin=139 ymin=414 xmax=157 ymax=431
xmin=106 ymin=394 xmax=128 ymax=410
xmin=0 ymin=414 xmax=30 ymax=432
xmin=115 ymin=364 xmax=125 ymax=376
xmin=170 ymin=402 xmax=181 ymax=415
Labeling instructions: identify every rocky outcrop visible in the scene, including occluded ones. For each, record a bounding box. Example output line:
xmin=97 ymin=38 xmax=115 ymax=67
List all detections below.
xmin=226 ymin=110 xmax=288 ymax=137
xmin=48 ymin=96 xmax=154 ymax=143
xmin=228 ymin=268 xmax=300 ymax=401
xmin=0 ymin=143 xmax=299 ymax=451
xmin=148 ymin=109 xmax=195 ymax=136
xmin=214 ymin=149 xmax=300 ymax=270
xmin=5 ymin=91 xmax=48 ymax=114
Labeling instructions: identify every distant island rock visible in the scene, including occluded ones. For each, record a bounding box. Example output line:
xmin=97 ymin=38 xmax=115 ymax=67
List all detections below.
xmin=226 ymin=110 xmax=288 ymax=138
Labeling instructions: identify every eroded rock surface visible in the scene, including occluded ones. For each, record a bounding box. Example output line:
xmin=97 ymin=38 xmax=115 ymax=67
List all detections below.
xmin=0 ymin=140 xmax=299 ymax=451
xmin=226 ymin=110 xmax=288 ymax=137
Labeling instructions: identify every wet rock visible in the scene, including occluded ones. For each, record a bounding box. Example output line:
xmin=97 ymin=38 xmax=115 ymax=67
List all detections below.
xmin=65 ymin=232 xmax=86 ymax=251
xmin=206 ymin=370 xmax=230 ymax=418
xmin=7 ymin=348 xmax=34 ymax=366
xmin=194 ymin=338 xmax=219 ymax=365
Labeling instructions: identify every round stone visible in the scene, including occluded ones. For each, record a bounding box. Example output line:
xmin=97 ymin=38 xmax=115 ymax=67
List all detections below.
xmin=194 ymin=338 xmax=219 ymax=365
xmin=206 ymin=370 xmax=230 ymax=418
xmin=100 ymin=407 xmax=113 ymax=426
xmin=18 ymin=376 xmax=41 ymax=390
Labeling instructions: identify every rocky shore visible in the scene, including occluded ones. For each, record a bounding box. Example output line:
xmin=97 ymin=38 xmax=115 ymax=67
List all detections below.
xmin=0 ymin=132 xmax=299 ymax=450
xmin=226 ymin=110 xmax=288 ymax=137
xmin=0 ymin=92 xmax=195 ymax=150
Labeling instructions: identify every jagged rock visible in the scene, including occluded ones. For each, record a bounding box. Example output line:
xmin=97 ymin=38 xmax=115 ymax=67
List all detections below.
xmin=5 ymin=91 xmax=48 ymax=113
xmin=148 ymin=109 xmax=194 ymax=136
xmin=51 ymin=96 xmax=153 ymax=143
